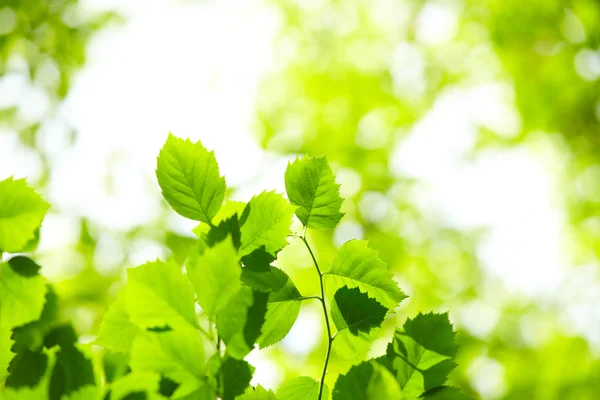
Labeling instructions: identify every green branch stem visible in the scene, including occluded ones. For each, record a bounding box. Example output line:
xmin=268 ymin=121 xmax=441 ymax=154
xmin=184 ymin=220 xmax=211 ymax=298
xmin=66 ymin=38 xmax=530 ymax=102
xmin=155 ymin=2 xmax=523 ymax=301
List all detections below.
xmin=300 ymin=234 xmax=333 ymax=400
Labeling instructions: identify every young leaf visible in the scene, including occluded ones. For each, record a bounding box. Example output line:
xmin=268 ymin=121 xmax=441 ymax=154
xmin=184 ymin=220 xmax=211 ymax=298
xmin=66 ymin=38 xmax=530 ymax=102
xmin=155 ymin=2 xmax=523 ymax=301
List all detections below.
xmin=124 ymin=260 xmax=198 ymax=331
xmin=96 ymin=295 xmax=140 ymax=354
xmin=187 ymin=237 xmax=241 ymax=317
xmin=257 ymin=271 xmax=304 ymax=348
xmin=277 ymin=376 xmax=328 ymax=400
xmin=218 ymin=357 xmax=254 ymax=400
xmin=237 ymin=385 xmax=277 ymax=400
xmin=239 ymin=191 xmax=295 ymax=257
xmin=324 ymin=240 xmax=406 ymax=309
xmin=331 ymin=286 xmax=387 ymax=336
xmin=0 ymin=177 xmax=49 ymax=253
xmin=0 ymin=262 xmax=46 ymax=329
xmin=216 ymin=287 xmax=268 ymax=359
xmin=284 ymin=156 xmax=344 ymax=229
xmin=156 ymin=134 xmax=226 ymax=223
xmin=130 ymin=328 xmax=206 ymax=396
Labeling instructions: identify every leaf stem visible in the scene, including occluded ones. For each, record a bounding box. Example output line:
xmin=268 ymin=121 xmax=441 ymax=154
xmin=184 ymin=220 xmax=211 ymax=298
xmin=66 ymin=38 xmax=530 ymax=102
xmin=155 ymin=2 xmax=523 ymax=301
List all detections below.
xmin=300 ymin=234 xmax=333 ymax=400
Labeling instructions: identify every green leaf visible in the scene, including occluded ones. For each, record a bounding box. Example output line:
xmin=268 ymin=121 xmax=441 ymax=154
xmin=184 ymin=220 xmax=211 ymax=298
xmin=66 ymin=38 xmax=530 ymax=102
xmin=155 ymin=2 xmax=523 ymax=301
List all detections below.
xmin=257 ymin=270 xmax=303 ymax=348
xmin=11 ymin=285 xmax=59 ymax=354
xmin=109 ymin=372 xmax=161 ymax=400
xmin=7 ymin=256 xmax=41 ymax=277
xmin=130 ymin=328 xmax=206 ymax=396
xmin=0 ymin=177 xmax=49 ymax=253
xmin=402 ymin=312 xmax=458 ymax=357
xmin=0 ymin=326 xmax=13 ymax=381
xmin=284 ymin=156 xmax=344 ymax=229
xmin=277 ymin=376 xmax=328 ymax=400
xmin=156 ymin=134 xmax=226 ymax=223
xmin=236 ymin=385 xmax=277 ymax=400
xmin=380 ymin=313 xmax=460 ymax=397
xmin=96 ymin=295 xmax=140 ymax=354
xmin=331 ymin=286 xmax=387 ymax=336
xmin=217 ymin=286 xmax=268 ymax=359
xmin=124 ymin=260 xmax=198 ymax=330
xmin=5 ymin=350 xmax=48 ymax=389
xmin=49 ymin=344 xmax=96 ymax=400
xmin=324 ymin=240 xmax=406 ymax=309
xmin=332 ymin=328 xmax=379 ymax=362
xmin=239 ymin=191 xmax=295 ymax=257
xmin=332 ymin=361 xmax=374 ymax=400
xmin=187 ymin=237 xmax=241 ymax=317
xmin=241 ymin=261 xmax=289 ymax=293
xmin=219 ymin=357 xmax=254 ymax=400
xmin=0 ymin=262 xmax=46 ymax=329
xmin=0 ymin=387 xmax=48 ymax=400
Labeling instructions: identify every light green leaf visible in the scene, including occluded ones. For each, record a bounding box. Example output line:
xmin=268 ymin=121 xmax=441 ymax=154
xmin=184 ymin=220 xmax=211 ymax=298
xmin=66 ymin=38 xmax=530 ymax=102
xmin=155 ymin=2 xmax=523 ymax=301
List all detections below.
xmin=130 ymin=328 xmax=206 ymax=395
xmin=277 ymin=376 xmax=328 ymax=400
xmin=0 ymin=262 xmax=46 ymax=329
xmin=324 ymin=240 xmax=406 ymax=309
xmin=62 ymin=386 xmax=103 ymax=400
xmin=331 ymin=286 xmax=387 ymax=336
xmin=239 ymin=191 xmax=295 ymax=257
xmin=187 ymin=237 xmax=241 ymax=317
xmin=0 ymin=386 xmax=47 ymax=400
xmin=0 ymin=326 xmax=14 ymax=381
xmin=217 ymin=287 xmax=268 ymax=359
xmin=332 ymin=328 xmax=379 ymax=362
xmin=257 ymin=270 xmax=303 ymax=348
xmin=236 ymin=385 xmax=277 ymax=400
xmin=124 ymin=260 xmax=198 ymax=330
xmin=213 ymin=201 xmax=247 ymax=225
xmin=156 ymin=134 xmax=226 ymax=223
xmin=96 ymin=295 xmax=140 ymax=354
xmin=109 ymin=371 xmax=161 ymax=400
xmin=284 ymin=156 xmax=344 ymax=229
xmin=0 ymin=177 xmax=49 ymax=253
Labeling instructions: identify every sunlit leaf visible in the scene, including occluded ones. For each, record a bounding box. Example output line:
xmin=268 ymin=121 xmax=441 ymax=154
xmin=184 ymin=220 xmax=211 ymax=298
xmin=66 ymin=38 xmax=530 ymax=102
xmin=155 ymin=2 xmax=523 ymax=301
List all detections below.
xmin=124 ymin=260 xmax=198 ymax=330
xmin=0 ymin=178 xmax=49 ymax=253
xmin=187 ymin=237 xmax=241 ymax=317
xmin=285 ymin=156 xmax=344 ymax=229
xmin=156 ymin=134 xmax=226 ymax=223
xmin=277 ymin=376 xmax=328 ymax=400
xmin=324 ymin=240 xmax=406 ymax=309
xmin=239 ymin=191 xmax=295 ymax=257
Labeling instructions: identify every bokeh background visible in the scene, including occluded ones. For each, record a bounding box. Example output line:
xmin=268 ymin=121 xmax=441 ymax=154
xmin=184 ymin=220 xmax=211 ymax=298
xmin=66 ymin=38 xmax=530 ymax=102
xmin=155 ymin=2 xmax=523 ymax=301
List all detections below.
xmin=2 ymin=0 xmax=600 ymax=398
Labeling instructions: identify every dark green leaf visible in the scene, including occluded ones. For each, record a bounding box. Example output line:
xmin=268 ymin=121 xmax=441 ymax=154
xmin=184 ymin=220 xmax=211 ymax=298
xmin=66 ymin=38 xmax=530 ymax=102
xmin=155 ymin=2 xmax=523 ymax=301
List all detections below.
xmin=331 ymin=286 xmax=387 ymax=336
